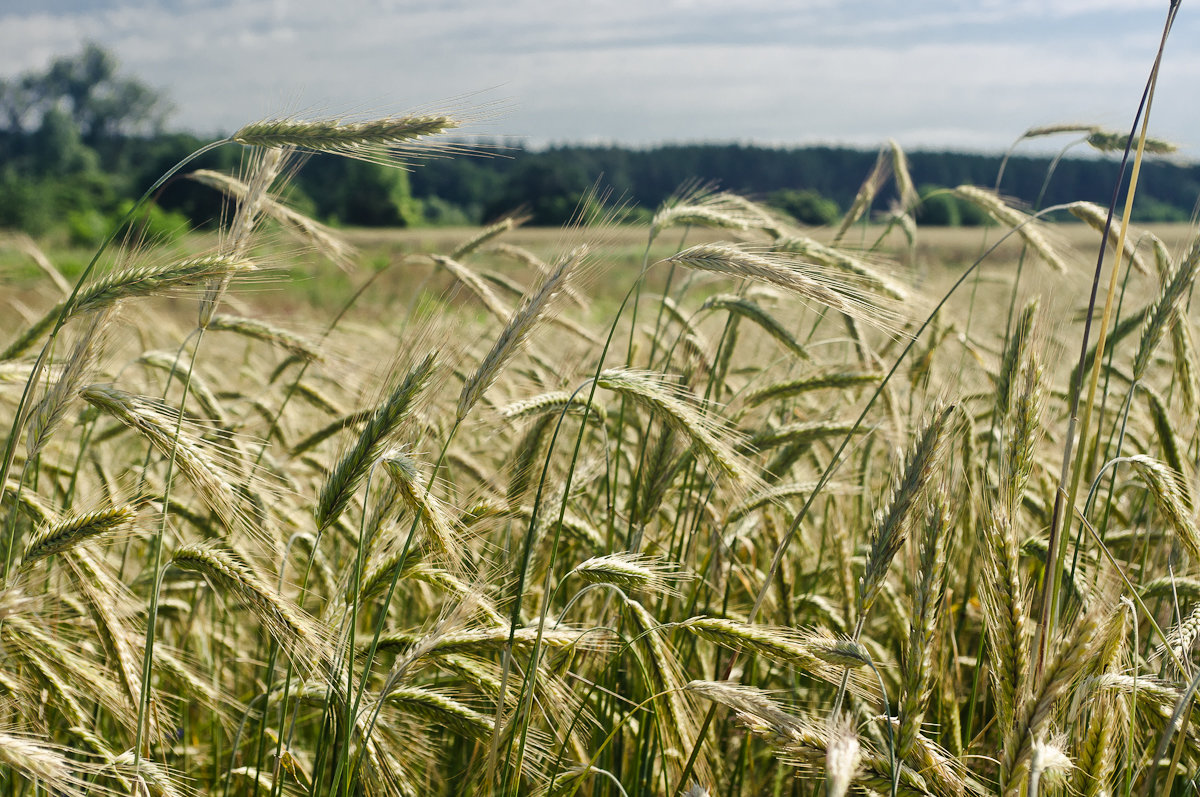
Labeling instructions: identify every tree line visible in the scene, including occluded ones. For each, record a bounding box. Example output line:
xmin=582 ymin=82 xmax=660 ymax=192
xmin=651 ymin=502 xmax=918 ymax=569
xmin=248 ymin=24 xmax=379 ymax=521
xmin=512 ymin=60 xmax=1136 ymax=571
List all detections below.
xmin=2 ymin=44 xmax=1197 ymax=242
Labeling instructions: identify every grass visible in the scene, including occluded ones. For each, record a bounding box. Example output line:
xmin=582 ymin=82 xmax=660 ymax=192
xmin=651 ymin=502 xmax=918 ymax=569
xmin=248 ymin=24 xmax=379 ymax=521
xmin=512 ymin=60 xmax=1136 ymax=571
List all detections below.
xmin=3 ymin=47 xmax=1200 ymax=795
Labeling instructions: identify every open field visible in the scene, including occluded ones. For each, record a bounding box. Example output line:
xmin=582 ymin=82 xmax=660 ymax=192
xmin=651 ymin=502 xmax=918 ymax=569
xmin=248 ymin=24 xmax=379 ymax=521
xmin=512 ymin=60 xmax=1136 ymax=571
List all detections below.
xmin=4 ymin=129 xmax=1200 ymax=797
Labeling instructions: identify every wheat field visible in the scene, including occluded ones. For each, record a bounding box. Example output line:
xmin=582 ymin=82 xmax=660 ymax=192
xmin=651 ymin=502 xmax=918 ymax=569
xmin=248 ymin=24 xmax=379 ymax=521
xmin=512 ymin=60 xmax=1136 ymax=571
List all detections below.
xmin=1 ymin=103 xmax=1200 ymax=797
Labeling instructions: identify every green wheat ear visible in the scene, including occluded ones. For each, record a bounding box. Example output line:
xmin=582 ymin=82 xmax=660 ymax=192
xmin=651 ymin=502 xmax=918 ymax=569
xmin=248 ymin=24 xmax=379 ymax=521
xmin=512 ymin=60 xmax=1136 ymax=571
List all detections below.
xmin=232 ymin=114 xmax=461 ymax=154
xmin=21 ymin=504 xmax=135 ymax=568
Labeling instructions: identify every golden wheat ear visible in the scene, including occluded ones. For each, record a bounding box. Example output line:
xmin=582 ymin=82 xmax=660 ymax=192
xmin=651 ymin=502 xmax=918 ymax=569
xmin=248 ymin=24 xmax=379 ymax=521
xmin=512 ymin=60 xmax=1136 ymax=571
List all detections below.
xmin=661 ymin=243 xmax=908 ymax=335
xmin=188 ymin=167 xmax=357 ymax=269
xmin=952 ymin=185 xmax=1071 ymax=273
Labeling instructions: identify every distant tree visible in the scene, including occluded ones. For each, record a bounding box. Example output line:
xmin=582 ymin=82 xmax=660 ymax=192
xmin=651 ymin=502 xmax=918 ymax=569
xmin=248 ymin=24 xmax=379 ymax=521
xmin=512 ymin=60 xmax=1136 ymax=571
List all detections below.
xmin=29 ymin=107 xmax=97 ymax=176
xmin=957 ymin=195 xmax=990 ymax=227
xmin=484 ymin=159 xmax=591 ymax=225
xmin=767 ymin=188 xmax=840 ymax=226
xmin=299 ymin=157 xmax=422 ymax=227
xmin=4 ymin=43 xmax=171 ymax=143
xmin=915 ymin=185 xmax=960 ymax=226
xmin=0 ymin=76 xmax=36 ymax=132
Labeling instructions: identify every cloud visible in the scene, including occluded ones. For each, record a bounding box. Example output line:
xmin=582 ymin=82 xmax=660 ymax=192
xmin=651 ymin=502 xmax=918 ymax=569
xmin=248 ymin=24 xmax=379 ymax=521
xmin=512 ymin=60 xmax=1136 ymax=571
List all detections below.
xmin=0 ymin=0 xmax=1196 ymax=154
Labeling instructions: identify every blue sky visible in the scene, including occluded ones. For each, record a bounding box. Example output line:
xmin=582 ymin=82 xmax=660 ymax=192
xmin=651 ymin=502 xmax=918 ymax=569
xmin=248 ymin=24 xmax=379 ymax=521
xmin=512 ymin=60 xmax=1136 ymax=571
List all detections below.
xmin=2 ymin=1 xmax=1198 ymax=155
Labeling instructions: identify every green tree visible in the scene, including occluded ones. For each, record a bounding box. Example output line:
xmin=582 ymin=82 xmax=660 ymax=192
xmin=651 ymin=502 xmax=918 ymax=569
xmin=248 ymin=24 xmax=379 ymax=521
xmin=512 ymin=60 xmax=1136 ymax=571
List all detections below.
xmin=767 ymin=188 xmax=840 ymax=226
xmin=299 ymin=157 xmax=422 ymax=227
xmin=29 ymin=107 xmax=96 ymax=177
xmin=31 ymin=43 xmax=169 ymax=143
xmin=915 ymin=185 xmax=960 ymax=227
xmin=484 ymin=159 xmax=591 ymax=225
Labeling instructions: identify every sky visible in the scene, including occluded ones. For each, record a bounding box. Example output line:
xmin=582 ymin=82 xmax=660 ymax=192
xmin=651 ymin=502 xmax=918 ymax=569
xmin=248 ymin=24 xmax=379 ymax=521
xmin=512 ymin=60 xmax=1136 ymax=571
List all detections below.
xmin=1 ymin=0 xmax=1198 ymax=156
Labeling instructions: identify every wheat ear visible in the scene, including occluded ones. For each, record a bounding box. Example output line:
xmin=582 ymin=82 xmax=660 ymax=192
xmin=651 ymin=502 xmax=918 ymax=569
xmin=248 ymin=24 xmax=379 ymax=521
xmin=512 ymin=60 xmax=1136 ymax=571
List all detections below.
xmin=0 ymin=732 xmax=89 ymax=794
xmin=458 ymin=246 xmax=587 ymax=421
xmin=952 ymin=185 xmax=1069 ymax=273
xmin=21 ymin=504 xmax=135 ymax=568
xmin=379 ymin=448 xmax=460 ymax=564
xmin=663 ymin=243 xmax=904 ymax=334
xmin=743 ymin=372 xmax=879 ymax=409
xmin=376 ymin=686 xmax=494 ymax=740
xmin=1170 ymin=313 xmax=1200 ymax=416
xmin=373 ymin=625 xmax=595 ymax=658
xmin=775 ymin=234 xmax=907 ymax=300
xmin=979 ymin=505 xmax=1030 ymax=735
xmin=432 ymin=254 xmax=512 ymax=323
xmin=1067 ymin=201 xmax=1150 ymax=275
xmin=651 ymin=189 xmax=763 ymax=236
xmin=896 ymin=497 xmax=950 ymax=761
xmin=832 ymin=147 xmax=891 ymax=243
xmin=188 ymin=166 xmax=355 ymax=269
xmin=596 ymin=368 xmax=753 ymax=487
xmin=316 ymin=352 xmax=437 ymax=531
xmin=232 ymin=114 xmax=462 ymax=162
xmin=888 ymin=139 xmax=919 ymax=212
xmin=1131 ymin=230 xmax=1200 ymax=381
xmin=1124 ymin=454 xmax=1200 ymax=561
xmin=450 ymin=215 xmax=525 ymax=260
xmin=1003 ymin=605 xmax=1107 ymax=794
xmin=25 ymin=308 xmax=112 ymax=458
xmin=700 ymin=293 xmax=810 ymax=361
xmin=994 ymin=298 xmax=1039 ymax=419
xmin=489 ymin=242 xmax=589 ymax=309
xmin=201 ymin=146 xmax=287 ymax=325
xmin=826 ymin=716 xmax=863 ymax=797
xmin=171 ymin=542 xmax=318 ymax=655
xmin=1086 ymin=128 xmax=1177 ymax=153
xmin=207 ymin=313 xmax=324 ymax=362
xmin=567 ymin=553 xmax=685 ymax=597
xmin=3 ymin=255 xmax=255 ymax=360
xmin=81 ymin=385 xmax=249 ymax=531
xmin=859 ymin=404 xmax=954 ymax=619
xmin=678 ymin=618 xmax=871 ymax=690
